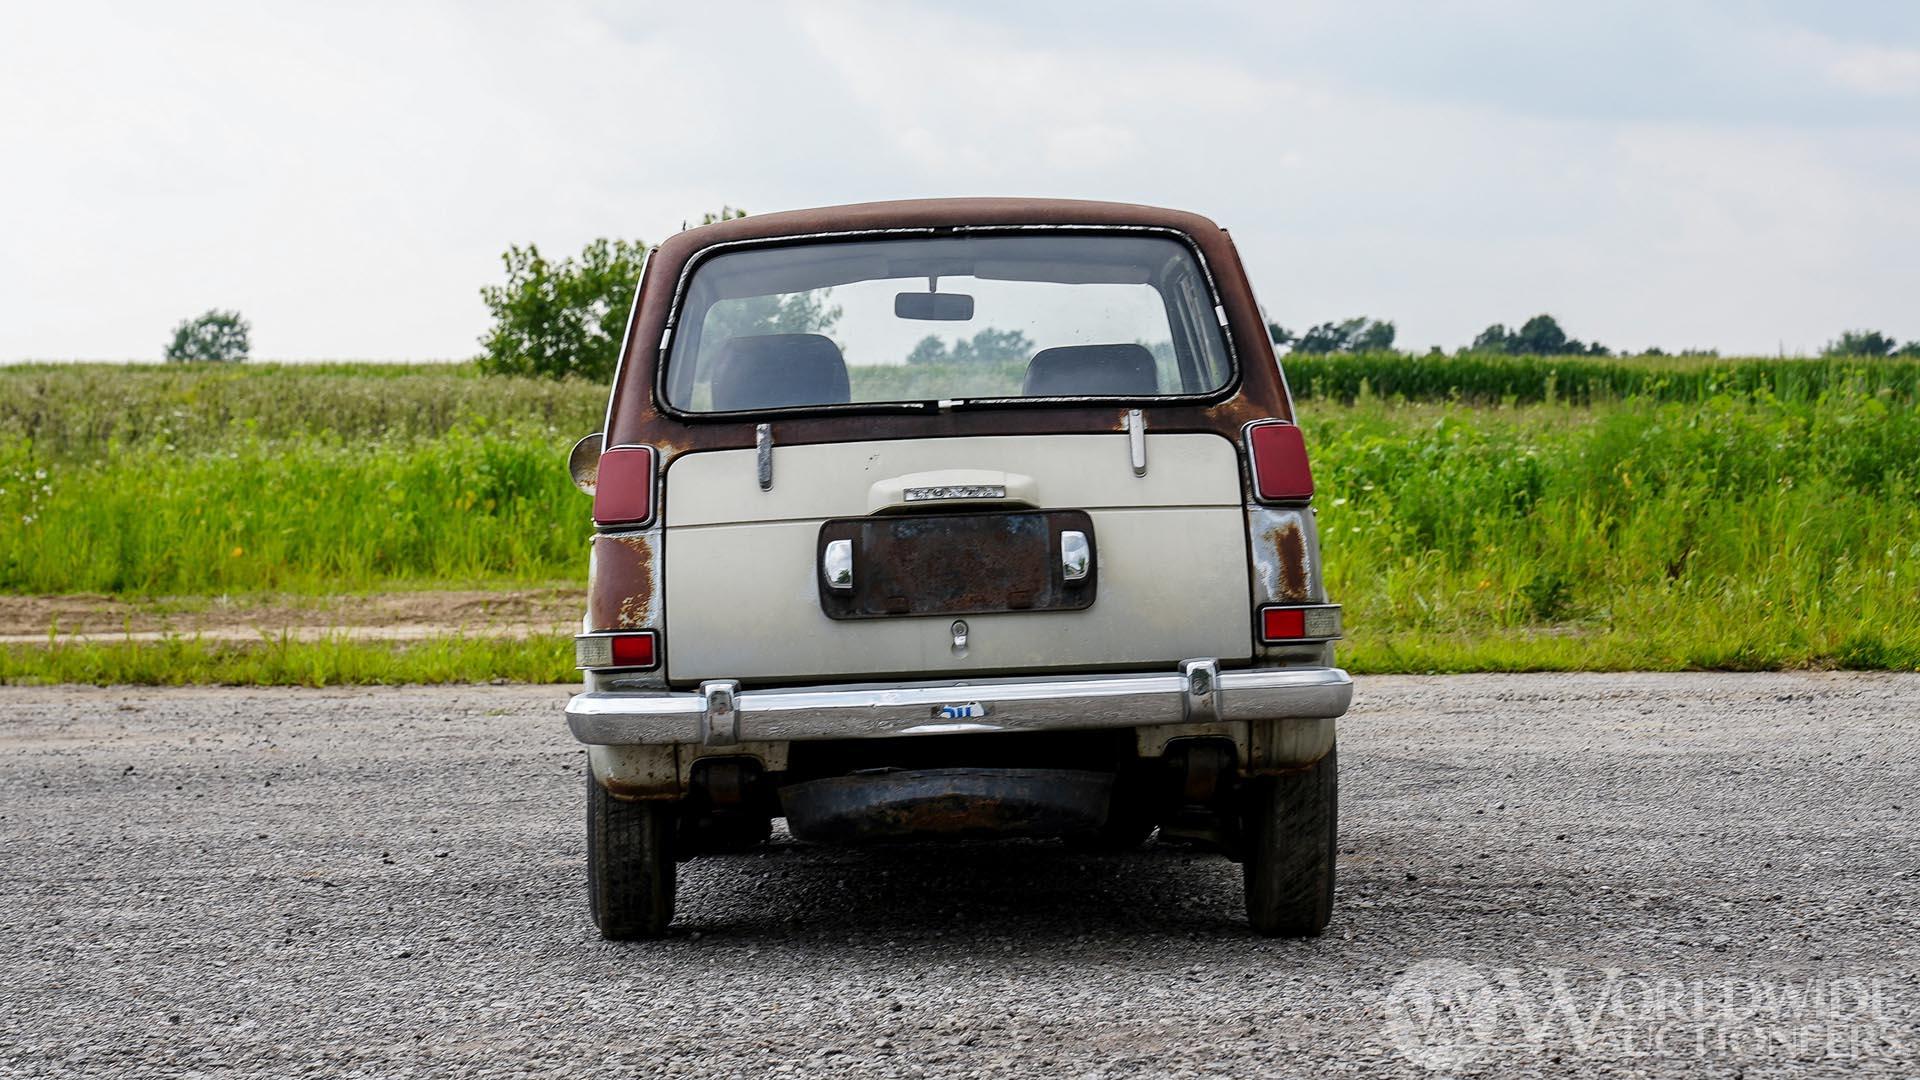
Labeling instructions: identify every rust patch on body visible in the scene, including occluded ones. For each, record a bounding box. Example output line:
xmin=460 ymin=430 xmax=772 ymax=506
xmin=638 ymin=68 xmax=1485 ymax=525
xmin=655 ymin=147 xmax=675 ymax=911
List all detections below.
xmin=1271 ymin=520 xmax=1310 ymax=601
xmin=587 ymin=533 xmax=659 ymax=631
xmin=815 ymin=510 xmax=1095 ymax=620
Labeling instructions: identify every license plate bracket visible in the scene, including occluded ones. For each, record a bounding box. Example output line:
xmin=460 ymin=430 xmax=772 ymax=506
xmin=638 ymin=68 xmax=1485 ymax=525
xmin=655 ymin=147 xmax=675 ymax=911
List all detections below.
xmin=816 ymin=510 xmax=1097 ymax=620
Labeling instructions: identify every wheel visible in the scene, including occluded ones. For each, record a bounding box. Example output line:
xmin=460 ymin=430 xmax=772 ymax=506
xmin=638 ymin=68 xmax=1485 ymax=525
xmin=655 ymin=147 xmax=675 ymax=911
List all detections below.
xmin=1241 ymin=746 xmax=1337 ymax=937
xmin=586 ymin=773 xmax=676 ymax=939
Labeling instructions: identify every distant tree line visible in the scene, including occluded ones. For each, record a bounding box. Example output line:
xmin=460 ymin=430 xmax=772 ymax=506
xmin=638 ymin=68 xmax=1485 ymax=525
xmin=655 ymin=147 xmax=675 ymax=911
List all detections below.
xmin=452 ymin=204 xmax=1920 ymax=379
xmin=905 ymin=328 xmax=1034 ymax=366
xmin=1822 ymin=330 xmax=1920 ymax=359
xmin=1266 ymin=312 xmax=1920 ymax=360
xmin=1268 ymin=317 xmax=1396 ymax=355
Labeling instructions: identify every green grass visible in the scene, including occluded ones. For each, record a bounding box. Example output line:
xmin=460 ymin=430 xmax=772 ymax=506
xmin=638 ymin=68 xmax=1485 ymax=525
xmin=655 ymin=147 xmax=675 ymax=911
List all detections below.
xmin=4 ymin=358 xmax=1918 ymax=682
xmin=1 ymin=429 xmax=584 ymax=594
xmin=1313 ymin=393 xmax=1920 ymax=673
xmin=0 ymin=632 xmax=574 ymax=686
xmin=0 ymin=362 xmax=604 ymax=460
xmin=1285 ymin=350 xmax=1920 ymax=405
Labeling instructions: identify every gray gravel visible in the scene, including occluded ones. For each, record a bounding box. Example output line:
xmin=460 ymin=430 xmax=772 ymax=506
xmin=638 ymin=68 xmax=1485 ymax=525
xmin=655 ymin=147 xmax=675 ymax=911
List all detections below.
xmin=2 ymin=673 xmax=1917 ymax=1078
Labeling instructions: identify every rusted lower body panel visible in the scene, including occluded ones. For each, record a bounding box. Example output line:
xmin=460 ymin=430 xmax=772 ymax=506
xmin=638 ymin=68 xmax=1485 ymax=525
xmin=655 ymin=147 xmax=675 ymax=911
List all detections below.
xmin=780 ymin=767 xmax=1113 ymax=843
xmin=1246 ymin=505 xmax=1320 ymax=605
xmin=590 ymin=742 xmax=791 ymax=800
xmin=589 ymin=743 xmax=679 ymax=800
xmin=816 ymin=510 xmax=1095 ymax=620
xmin=587 ymin=530 xmax=661 ymax=631
xmin=1244 ymin=504 xmax=1335 ymax=667
xmin=1248 ymin=717 xmax=1336 ymax=772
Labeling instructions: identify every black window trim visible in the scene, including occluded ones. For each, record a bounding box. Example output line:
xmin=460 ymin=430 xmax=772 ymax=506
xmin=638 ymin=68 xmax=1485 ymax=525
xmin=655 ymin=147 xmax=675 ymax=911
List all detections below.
xmin=649 ymin=224 xmax=1245 ymax=422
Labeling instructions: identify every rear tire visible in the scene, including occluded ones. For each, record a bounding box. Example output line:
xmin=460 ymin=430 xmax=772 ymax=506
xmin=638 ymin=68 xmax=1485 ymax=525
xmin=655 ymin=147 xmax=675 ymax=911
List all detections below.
xmin=1241 ymin=746 xmax=1337 ymax=937
xmin=586 ymin=773 xmax=676 ymax=940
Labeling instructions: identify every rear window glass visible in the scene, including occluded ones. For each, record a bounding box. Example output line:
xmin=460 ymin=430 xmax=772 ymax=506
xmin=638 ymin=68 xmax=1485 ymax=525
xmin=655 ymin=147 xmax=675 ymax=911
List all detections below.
xmin=660 ymin=233 xmax=1233 ymax=413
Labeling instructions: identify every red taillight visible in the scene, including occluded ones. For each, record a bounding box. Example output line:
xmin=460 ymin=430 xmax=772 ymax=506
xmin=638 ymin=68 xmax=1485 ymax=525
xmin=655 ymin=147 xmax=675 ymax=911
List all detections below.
xmin=593 ymin=445 xmax=656 ymax=526
xmin=1262 ymin=607 xmax=1306 ymax=640
xmin=1246 ymin=421 xmax=1313 ymax=503
xmin=576 ymin=630 xmax=659 ymax=670
xmin=609 ymin=632 xmax=656 ymax=668
xmin=1258 ymin=604 xmax=1343 ymax=643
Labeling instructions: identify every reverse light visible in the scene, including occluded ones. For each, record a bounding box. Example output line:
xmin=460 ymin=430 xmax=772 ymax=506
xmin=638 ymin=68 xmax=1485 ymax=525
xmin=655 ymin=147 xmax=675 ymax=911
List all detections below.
xmin=592 ymin=445 xmax=657 ymax=526
xmin=1259 ymin=604 xmax=1343 ymax=643
xmin=575 ymin=630 xmax=659 ymax=670
xmin=1245 ymin=420 xmax=1313 ymax=503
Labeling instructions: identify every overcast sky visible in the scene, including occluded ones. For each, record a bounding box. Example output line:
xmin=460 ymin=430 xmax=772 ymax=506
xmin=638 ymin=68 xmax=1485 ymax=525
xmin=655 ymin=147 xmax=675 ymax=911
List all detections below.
xmin=5 ymin=0 xmax=1918 ymax=360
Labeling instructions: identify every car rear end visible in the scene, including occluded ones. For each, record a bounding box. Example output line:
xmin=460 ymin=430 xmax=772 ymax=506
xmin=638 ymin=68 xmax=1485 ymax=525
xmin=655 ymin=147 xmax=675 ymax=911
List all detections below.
xmin=565 ymin=199 xmax=1348 ymax=938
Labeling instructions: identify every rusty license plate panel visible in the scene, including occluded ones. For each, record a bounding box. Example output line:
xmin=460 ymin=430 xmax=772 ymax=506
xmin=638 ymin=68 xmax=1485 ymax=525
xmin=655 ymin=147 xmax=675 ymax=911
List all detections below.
xmin=816 ymin=510 xmax=1096 ymax=620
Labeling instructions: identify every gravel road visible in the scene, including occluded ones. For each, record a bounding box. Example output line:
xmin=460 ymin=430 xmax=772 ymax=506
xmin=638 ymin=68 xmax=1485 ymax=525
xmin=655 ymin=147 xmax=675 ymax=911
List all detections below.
xmin=2 ymin=673 xmax=1917 ymax=1078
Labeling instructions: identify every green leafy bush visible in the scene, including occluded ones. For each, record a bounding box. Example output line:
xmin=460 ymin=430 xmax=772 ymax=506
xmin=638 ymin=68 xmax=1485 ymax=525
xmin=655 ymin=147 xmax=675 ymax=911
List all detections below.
xmin=475 ymin=239 xmax=648 ymax=382
xmin=164 ymin=310 xmax=250 ymax=363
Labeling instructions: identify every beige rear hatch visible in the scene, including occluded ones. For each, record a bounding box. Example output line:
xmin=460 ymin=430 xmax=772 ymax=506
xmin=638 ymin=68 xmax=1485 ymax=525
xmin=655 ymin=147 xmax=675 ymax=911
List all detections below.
xmin=661 ymin=432 xmax=1250 ymax=685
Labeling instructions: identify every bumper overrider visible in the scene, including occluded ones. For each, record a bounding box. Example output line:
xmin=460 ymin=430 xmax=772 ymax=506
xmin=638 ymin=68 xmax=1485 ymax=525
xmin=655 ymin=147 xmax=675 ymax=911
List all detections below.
xmin=566 ymin=660 xmax=1351 ymax=747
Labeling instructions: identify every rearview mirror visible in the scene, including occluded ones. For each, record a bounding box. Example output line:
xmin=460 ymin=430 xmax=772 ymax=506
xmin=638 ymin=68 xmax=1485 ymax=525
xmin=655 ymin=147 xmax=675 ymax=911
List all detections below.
xmin=894 ymin=291 xmax=974 ymax=321
xmin=568 ymin=432 xmax=603 ymax=495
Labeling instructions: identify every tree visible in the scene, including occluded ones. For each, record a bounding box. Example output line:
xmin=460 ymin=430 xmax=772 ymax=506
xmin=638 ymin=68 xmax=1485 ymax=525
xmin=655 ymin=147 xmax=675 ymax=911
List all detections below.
xmin=905 ymin=328 xmax=1034 ymax=365
xmin=476 ymin=207 xmax=777 ymax=381
xmin=476 ymin=238 xmax=648 ymax=381
xmin=165 ymin=309 xmax=250 ymax=362
xmin=1293 ymin=322 xmax=1349 ymax=354
xmin=1468 ymin=314 xmax=1608 ymax=356
xmin=1289 ymin=316 xmax=1395 ymax=354
xmin=700 ymin=289 xmax=841 ymax=352
xmin=1511 ymin=314 xmax=1569 ymax=355
xmin=1823 ymin=329 xmax=1918 ymax=358
xmin=906 ymin=336 xmax=950 ymax=365
xmin=1470 ymin=323 xmax=1510 ymax=353
xmin=1351 ymin=319 xmax=1397 ymax=352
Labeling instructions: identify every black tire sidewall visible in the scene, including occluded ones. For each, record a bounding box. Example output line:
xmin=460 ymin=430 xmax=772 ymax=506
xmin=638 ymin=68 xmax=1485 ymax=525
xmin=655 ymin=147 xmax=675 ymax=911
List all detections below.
xmin=1242 ymin=745 xmax=1338 ymax=937
xmin=586 ymin=772 xmax=677 ymax=939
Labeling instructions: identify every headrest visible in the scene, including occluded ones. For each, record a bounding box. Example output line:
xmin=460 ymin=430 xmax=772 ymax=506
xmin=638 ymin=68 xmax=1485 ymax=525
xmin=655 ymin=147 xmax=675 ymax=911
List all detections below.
xmin=709 ymin=333 xmax=851 ymax=411
xmin=1022 ymin=343 xmax=1159 ymax=397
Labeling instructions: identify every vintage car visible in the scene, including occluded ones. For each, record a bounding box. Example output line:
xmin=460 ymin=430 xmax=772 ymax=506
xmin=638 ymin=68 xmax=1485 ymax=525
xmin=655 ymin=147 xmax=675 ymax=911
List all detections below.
xmin=564 ymin=199 xmax=1350 ymax=938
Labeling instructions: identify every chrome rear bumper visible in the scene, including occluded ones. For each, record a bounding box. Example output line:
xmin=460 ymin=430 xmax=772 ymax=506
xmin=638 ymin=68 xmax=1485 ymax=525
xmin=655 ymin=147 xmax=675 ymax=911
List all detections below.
xmin=566 ymin=661 xmax=1351 ymax=746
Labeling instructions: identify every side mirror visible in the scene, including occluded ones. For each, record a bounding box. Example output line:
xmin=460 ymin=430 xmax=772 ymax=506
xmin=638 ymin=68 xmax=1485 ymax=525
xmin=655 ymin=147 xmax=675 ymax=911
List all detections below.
xmin=568 ymin=432 xmax=604 ymax=495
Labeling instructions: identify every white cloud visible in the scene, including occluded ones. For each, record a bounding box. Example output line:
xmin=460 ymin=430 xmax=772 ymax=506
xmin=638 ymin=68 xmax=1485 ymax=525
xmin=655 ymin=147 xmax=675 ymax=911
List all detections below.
xmin=2 ymin=0 xmax=1917 ymax=360
xmin=1824 ymin=43 xmax=1920 ymax=97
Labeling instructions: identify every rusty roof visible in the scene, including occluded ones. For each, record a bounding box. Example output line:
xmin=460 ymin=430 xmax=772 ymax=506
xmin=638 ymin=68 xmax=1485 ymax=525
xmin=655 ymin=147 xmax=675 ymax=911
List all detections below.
xmin=651 ymin=198 xmax=1226 ymax=261
xmin=604 ymin=196 xmax=1291 ymax=447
